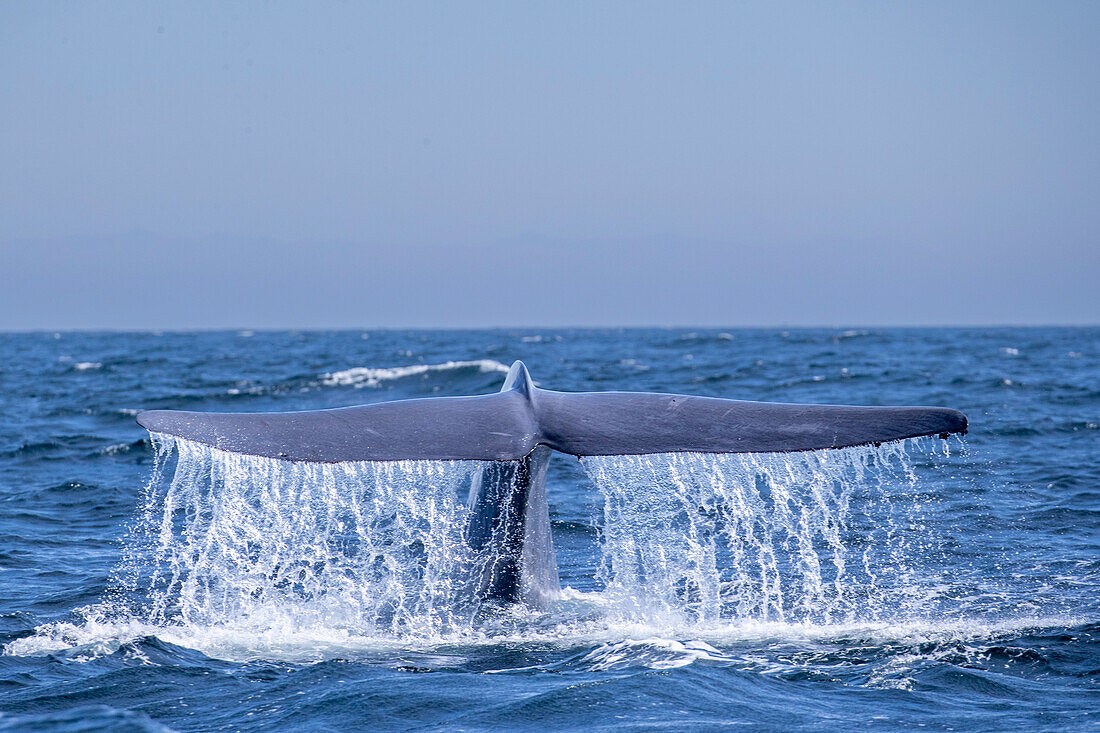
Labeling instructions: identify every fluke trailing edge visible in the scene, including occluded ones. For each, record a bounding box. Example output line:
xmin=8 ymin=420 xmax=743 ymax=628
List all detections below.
xmin=136 ymin=360 xmax=967 ymax=606
xmin=136 ymin=360 xmax=966 ymax=462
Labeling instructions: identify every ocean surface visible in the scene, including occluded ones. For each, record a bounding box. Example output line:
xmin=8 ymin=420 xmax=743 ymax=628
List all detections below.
xmin=0 ymin=328 xmax=1096 ymax=732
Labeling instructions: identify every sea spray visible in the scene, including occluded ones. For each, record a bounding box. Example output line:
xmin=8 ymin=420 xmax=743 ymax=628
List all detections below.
xmin=582 ymin=441 xmax=935 ymax=626
xmin=117 ymin=435 xmax=490 ymax=640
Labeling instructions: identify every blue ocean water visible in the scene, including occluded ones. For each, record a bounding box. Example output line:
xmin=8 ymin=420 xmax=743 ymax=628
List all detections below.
xmin=0 ymin=328 xmax=1096 ymax=732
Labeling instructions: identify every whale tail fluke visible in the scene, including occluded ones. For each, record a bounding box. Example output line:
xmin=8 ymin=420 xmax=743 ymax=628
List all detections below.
xmin=136 ymin=360 xmax=966 ymax=606
xmin=137 ymin=360 xmax=966 ymax=463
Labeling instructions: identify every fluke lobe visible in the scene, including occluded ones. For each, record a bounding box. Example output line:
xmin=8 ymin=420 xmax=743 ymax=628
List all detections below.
xmin=137 ymin=360 xmax=967 ymax=606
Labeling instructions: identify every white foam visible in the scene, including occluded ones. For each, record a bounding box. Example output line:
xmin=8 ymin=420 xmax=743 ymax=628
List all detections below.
xmin=836 ymin=329 xmax=870 ymax=340
xmin=320 ymin=359 xmax=509 ymax=388
xmin=572 ymin=638 xmax=729 ymax=670
xmin=73 ymin=362 xmax=102 ymax=370
xmin=97 ymin=442 xmax=134 ymax=456
xmin=6 ymin=603 xmax=1081 ymax=666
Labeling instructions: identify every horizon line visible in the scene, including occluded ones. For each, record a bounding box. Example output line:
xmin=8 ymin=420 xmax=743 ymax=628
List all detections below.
xmin=4 ymin=323 xmax=1098 ymax=334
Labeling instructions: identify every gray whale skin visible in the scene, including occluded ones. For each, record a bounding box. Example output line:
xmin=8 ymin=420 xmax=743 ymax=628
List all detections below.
xmin=137 ymin=361 xmax=967 ymax=607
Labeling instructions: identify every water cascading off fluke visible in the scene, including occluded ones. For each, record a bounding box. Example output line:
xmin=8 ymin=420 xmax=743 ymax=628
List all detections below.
xmin=133 ymin=360 xmax=966 ymax=613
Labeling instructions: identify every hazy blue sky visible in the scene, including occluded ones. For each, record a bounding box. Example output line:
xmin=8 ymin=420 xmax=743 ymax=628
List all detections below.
xmin=2 ymin=2 xmax=1097 ymax=328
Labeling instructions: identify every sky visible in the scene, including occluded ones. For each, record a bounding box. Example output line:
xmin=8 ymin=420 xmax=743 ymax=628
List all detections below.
xmin=1 ymin=2 xmax=1097 ymax=329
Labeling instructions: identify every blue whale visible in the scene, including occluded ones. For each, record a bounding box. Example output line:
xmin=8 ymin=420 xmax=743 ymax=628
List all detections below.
xmin=137 ymin=360 xmax=966 ymax=605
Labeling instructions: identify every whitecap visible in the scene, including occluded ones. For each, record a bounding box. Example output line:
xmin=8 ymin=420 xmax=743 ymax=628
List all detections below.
xmin=572 ymin=638 xmax=729 ymax=671
xmin=320 ymin=359 xmax=509 ymax=388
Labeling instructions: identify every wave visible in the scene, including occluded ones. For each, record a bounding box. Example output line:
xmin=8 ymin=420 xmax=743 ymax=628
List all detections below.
xmin=319 ymin=359 xmax=510 ymax=388
xmin=0 ymin=705 xmax=173 ymax=733
xmin=563 ymin=638 xmax=730 ymax=671
xmin=5 ymin=603 xmax=1087 ymax=667
xmin=0 ymin=435 xmax=108 ymax=460
xmin=207 ymin=359 xmax=512 ymax=401
xmin=92 ymin=439 xmax=148 ymax=457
